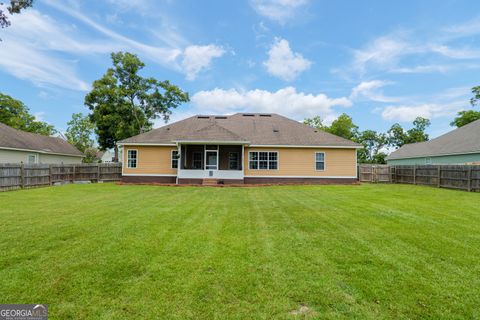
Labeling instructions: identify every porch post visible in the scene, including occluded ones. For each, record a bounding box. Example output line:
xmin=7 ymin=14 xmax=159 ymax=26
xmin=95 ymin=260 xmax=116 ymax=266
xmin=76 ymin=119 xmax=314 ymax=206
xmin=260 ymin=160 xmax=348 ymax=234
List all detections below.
xmin=241 ymin=144 xmax=245 ymax=171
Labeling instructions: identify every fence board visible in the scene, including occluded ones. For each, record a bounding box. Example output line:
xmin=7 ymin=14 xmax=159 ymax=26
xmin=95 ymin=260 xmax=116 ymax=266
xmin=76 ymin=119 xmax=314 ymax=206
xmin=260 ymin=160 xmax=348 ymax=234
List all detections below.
xmin=0 ymin=163 xmax=122 ymax=192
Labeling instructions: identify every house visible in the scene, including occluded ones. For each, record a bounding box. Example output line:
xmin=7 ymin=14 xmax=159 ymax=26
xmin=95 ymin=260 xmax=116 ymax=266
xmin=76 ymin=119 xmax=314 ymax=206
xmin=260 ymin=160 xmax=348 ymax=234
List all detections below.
xmin=97 ymin=149 xmax=123 ymax=163
xmin=387 ymin=119 xmax=480 ymax=165
xmin=118 ymin=113 xmax=361 ymax=184
xmin=0 ymin=122 xmax=83 ymax=164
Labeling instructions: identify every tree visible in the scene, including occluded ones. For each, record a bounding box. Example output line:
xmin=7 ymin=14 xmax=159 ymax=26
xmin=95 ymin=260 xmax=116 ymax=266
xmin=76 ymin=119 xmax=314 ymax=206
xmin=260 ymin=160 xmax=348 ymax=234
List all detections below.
xmin=85 ymin=52 xmax=189 ymax=161
xmin=328 ymin=113 xmax=359 ymax=140
xmin=387 ymin=117 xmax=430 ymax=148
xmin=0 ymin=93 xmax=56 ymax=135
xmin=451 ymin=110 xmax=480 ymax=128
xmin=470 ymin=86 xmax=480 ymax=107
xmin=65 ymin=113 xmax=95 ymax=154
xmin=304 ymin=113 xmax=358 ymax=140
xmin=0 ymin=0 xmax=33 ymax=29
xmin=356 ymin=130 xmax=388 ymax=164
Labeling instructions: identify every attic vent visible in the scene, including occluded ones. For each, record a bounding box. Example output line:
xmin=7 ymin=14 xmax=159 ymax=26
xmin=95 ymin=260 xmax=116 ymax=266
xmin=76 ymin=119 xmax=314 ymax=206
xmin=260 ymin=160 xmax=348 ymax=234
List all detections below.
xmin=197 ymin=116 xmax=210 ymax=119
xmin=242 ymin=113 xmax=255 ymax=117
xmin=259 ymin=114 xmax=272 ymax=117
xmin=214 ymin=116 xmax=227 ymax=119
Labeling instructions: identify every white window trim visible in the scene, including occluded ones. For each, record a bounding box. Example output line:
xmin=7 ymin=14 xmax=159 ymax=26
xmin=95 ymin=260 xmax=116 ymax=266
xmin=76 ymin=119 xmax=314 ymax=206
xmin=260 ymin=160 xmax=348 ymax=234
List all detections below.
xmin=171 ymin=150 xmax=179 ymax=169
xmin=127 ymin=149 xmax=138 ymax=169
xmin=248 ymin=151 xmax=279 ymax=170
xmin=315 ymin=152 xmax=326 ymax=171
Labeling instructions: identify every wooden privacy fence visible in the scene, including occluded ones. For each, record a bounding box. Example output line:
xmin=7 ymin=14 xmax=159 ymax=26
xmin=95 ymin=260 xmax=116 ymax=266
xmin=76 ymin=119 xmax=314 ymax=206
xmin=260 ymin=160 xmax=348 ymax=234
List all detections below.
xmin=358 ymin=164 xmax=392 ymax=183
xmin=359 ymin=164 xmax=480 ymax=192
xmin=0 ymin=163 xmax=122 ymax=192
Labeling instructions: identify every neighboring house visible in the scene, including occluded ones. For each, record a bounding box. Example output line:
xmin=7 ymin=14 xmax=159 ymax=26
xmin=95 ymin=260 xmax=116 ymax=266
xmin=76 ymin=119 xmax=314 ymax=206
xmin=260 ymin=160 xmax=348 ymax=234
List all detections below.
xmin=95 ymin=149 xmax=122 ymax=163
xmin=387 ymin=119 xmax=480 ymax=165
xmin=0 ymin=122 xmax=84 ymax=164
xmin=118 ymin=113 xmax=361 ymax=185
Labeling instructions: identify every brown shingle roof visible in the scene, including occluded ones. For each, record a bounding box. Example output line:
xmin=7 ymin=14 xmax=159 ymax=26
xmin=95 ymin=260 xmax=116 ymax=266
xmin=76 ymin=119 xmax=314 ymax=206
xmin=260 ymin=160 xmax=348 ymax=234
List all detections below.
xmin=120 ymin=113 xmax=360 ymax=147
xmin=0 ymin=122 xmax=84 ymax=156
xmin=387 ymin=119 xmax=480 ymax=160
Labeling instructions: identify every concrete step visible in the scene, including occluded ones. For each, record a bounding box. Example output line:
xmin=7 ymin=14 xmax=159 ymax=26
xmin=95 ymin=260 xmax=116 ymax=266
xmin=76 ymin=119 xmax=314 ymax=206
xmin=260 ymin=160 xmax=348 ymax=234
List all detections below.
xmin=203 ymin=178 xmax=218 ymax=185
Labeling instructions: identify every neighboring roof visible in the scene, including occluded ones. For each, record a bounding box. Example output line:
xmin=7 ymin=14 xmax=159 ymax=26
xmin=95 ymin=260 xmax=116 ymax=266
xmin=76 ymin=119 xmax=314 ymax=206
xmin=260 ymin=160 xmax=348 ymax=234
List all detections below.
xmin=119 ymin=113 xmax=361 ymax=147
xmin=387 ymin=119 xmax=480 ymax=160
xmin=0 ymin=122 xmax=84 ymax=157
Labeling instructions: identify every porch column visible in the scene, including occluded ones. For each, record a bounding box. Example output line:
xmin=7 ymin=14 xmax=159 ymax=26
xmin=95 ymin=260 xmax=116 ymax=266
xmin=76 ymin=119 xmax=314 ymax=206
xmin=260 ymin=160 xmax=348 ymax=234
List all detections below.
xmin=241 ymin=145 xmax=245 ymax=171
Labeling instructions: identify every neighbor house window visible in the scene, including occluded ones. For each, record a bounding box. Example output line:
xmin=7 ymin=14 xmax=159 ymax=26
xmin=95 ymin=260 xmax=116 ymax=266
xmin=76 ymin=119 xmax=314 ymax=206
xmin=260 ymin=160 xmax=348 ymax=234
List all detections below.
xmin=315 ymin=152 xmax=325 ymax=171
xmin=127 ymin=150 xmax=137 ymax=168
xmin=193 ymin=152 xmax=202 ymax=169
xmin=171 ymin=150 xmax=179 ymax=169
xmin=249 ymin=151 xmax=278 ymax=170
xmin=228 ymin=152 xmax=239 ymax=170
xmin=28 ymin=154 xmax=37 ymax=164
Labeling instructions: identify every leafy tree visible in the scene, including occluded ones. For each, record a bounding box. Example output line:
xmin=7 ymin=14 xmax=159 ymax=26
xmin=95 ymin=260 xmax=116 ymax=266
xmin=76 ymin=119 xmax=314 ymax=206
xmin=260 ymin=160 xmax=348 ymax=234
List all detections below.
xmin=85 ymin=52 xmax=189 ymax=161
xmin=328 ymin=113 xmax=359 ymax=140
xmin=65 ymin=113 xmax=95 ymax=154
xmin=0 ymin=92 xmax=56 ymax=135
xmin=303 ymin=116 xmax=327 ymax=131
xmin=451 ymin=110 xmax=480 ymax=128
xmin=470 ymin=86 xmax=480 ymax=107
xmin=304 ymin=113 xmax=358 ymax=140
xmin=387 ymin=117 xmax=430 ymax=148
xmin=0 ymin=0 xmax=33 ymax=29
xmin=356 ymin=130 xmax=388 ymax=164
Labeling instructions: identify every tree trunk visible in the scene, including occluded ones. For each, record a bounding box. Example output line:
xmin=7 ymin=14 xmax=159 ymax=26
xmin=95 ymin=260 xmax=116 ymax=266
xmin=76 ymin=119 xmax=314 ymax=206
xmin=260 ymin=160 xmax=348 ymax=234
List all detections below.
xmin=114 ymin=144 xmax=119 ymax=162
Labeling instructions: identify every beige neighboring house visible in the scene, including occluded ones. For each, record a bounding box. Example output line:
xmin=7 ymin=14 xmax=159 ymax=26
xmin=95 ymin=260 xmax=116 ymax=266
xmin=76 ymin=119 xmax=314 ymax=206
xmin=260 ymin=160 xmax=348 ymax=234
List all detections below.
xmin=118 ymin=113 xmax=361 ymax=185
xmin=0 ymin=122 xmax=84 ymax=164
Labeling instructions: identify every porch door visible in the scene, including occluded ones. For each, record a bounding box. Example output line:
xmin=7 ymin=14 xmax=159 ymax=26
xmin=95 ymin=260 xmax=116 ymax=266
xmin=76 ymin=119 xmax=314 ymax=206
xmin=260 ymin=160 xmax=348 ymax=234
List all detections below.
xmin=205 ymin=150 xmax=218 ymax=170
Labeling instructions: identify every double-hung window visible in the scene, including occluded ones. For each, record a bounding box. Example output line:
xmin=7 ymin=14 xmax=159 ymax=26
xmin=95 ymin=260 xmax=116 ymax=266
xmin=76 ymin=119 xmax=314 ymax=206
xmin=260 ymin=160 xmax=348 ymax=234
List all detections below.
xmin=192 ymin=152 xmax=202 ymax=169
xmin=127 ymin=150 xmax=137 ymax=168
xmin=228 ymin=152 xmax=239 ymax=170
xmin=315 ymin=152 xmax=325 ymax=171
xmin=171 ymin=150 xmax=179 ymax=169
xmin=249 ymin=151 xmax=278 ymax=170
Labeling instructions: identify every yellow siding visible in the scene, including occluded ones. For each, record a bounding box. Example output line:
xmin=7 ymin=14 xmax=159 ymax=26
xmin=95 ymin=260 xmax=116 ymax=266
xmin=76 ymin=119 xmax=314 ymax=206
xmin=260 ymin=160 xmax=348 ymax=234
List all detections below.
xmin=123 ymin=146 xmax=177 ymax=175
xmin=244 ymin=147 xmax=357 ymax=177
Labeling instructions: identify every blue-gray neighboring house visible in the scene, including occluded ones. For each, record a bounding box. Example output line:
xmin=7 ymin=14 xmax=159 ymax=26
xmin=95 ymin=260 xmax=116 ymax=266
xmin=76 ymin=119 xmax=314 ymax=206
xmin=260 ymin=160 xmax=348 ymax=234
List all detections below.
xmin=386 ymin=119 xmax=480 ymax=165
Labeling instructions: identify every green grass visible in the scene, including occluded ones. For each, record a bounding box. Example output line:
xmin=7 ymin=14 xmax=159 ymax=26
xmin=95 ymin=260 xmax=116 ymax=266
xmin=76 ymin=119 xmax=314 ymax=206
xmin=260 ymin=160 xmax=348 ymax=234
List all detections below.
xmin=1 ymin=183 xmax=480 ymax=319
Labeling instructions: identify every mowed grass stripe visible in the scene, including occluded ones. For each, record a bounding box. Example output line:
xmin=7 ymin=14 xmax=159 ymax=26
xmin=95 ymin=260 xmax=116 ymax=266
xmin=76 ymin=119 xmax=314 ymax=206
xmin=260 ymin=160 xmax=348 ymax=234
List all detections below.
xmin=0 ymin=183 xmax=479 ymax=319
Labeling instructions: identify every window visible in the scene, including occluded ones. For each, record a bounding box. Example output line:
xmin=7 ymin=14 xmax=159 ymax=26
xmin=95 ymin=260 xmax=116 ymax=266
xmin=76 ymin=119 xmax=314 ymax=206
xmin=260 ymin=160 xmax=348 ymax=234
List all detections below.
xmin=228 ymin=152 xmax=239 ymax=170
xmin=28 ymin=154 xmax=37 ymax=164
xmin=315 ymin=152 xmax=325 ymax=171
xmin=171 ymin=150 xmax=179 ymax=169
xmin=193 ymin=152 xmax=202 ymax=169
xmin=249 ymin=151 xmax=278 ymax=170
xmin=127 ymin=150 xmax=137 ymax=168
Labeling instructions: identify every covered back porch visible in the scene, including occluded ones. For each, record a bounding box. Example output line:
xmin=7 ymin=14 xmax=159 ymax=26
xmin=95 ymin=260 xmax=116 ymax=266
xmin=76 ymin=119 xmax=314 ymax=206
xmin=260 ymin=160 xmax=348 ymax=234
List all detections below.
xmin=177 ymin=143 xmax=245 ymax=183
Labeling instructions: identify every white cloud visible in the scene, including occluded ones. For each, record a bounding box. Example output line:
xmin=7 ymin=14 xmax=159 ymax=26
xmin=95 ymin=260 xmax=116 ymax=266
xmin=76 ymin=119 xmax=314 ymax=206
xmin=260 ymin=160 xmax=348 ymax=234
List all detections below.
xmin=350 ymin=80 xmax=400 ymax=102
xmin=190 ymin=87 xmax=351 ymax=120
xmin=264 ymin=38 xmax=311 ymax=81
xmin=250 ymin=0 xmax=309 ymax=24
xmin=181 ymin=45 xmax=226 ymax=80
xmin=381 ymin=101 xmax=465 ymax=122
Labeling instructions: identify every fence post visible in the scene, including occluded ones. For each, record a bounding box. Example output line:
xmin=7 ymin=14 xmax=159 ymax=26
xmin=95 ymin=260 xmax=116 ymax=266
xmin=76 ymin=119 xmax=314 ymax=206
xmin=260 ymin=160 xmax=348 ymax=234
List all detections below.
xmin=467 ymin=166 xmax=472 ymax=192
xmin=413 ymin=165 xmax=416 ymax=185
xmin=97 ymin=164 xmax=101 ymax=182
xmin=49 ymin=165 xmax=52 ymax=185
xmin=437 ymin=165 xmax=441 ymax=188
xmin=72 ymin=165 xmax=76 ymax=183
xmin=20 ymin=163 xmax=25 ymax=189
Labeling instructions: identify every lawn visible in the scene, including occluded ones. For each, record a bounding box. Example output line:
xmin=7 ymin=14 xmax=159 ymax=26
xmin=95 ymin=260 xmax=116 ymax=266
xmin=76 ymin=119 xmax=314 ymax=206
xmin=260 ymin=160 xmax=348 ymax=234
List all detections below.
xmin=0 ymin=183 xmax=479 ymax=319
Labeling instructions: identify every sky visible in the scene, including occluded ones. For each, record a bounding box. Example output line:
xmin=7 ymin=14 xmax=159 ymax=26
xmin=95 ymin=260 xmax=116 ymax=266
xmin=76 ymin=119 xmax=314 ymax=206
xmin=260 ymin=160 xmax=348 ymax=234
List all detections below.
xmin=1 ymin=0 xmax=480 ymax=138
